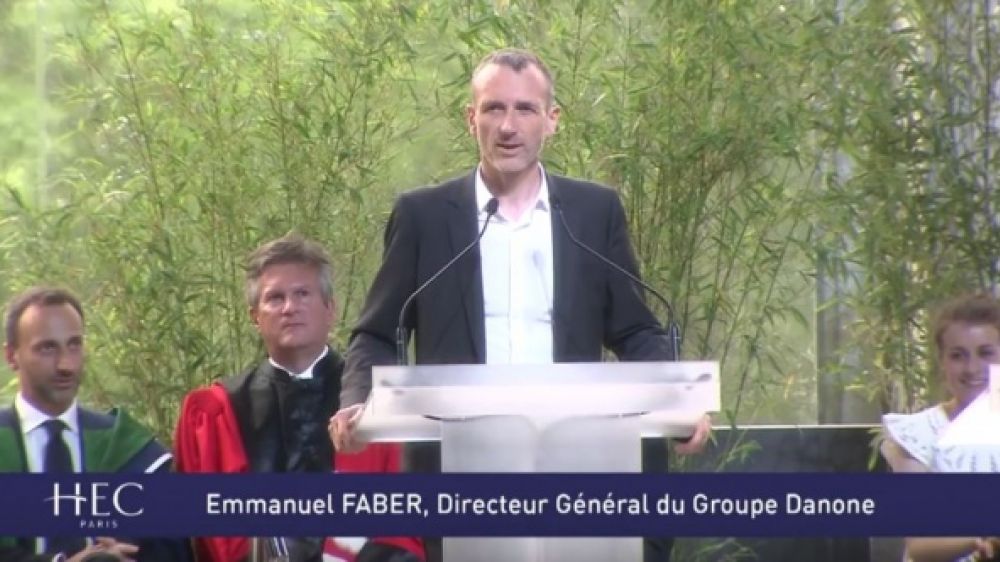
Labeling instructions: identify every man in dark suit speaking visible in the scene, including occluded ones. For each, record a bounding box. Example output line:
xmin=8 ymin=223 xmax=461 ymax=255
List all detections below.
xmin=330 ymin=48 xmax=711 ymax=562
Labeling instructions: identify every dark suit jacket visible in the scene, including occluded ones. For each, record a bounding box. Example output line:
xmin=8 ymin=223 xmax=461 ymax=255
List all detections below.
xmin=342 ymin=170 xmax=674 ymax=405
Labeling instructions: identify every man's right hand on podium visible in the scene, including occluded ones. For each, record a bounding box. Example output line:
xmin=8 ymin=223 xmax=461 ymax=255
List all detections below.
xmin=329 ymin=403 xmax=367 ymax=454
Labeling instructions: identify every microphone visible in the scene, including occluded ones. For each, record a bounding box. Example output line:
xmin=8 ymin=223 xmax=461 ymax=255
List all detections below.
xmin=550 ymin=195 xmax=682 ymax=360
xmin=396 ymin=198 xmax=500 ymax=365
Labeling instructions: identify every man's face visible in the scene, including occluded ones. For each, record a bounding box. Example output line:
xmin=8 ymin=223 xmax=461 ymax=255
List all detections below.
xmin=939 ymin=321 xmax=1000 ymax=410
xmin=251 ymin=262 xmax=335 ymax=365
xmin=4 ymin=303 xmax=84 ymax=416
xmin=467 ymin=63 xmax=559 ymax=183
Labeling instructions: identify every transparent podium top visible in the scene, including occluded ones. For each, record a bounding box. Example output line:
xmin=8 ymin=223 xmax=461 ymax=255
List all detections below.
xmin=357 ymin=361 xmax=719 ymax=441
xmin=369 ymin=361 xmax=718 ymax=417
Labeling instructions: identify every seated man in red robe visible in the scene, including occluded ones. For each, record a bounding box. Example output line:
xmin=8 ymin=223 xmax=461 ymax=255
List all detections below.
xmin=174 ymin=233 xmax=422 ymax=562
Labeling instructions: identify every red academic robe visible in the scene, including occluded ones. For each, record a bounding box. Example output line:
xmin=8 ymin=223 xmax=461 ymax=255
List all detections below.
xmin=175 ymin=384 xmax=423 ymax=562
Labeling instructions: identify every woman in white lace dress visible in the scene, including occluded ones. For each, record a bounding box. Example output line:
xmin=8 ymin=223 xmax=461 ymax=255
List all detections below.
xmin=881 ymin=294 xmax=1000 ymax=562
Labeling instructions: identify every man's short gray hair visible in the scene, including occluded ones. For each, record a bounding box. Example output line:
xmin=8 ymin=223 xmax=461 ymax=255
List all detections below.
xmin=245 ymin=233 xmax=334 ymax=308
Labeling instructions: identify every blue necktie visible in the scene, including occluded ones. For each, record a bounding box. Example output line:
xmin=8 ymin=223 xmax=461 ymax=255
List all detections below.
xmin=43 ymin=420 xmax=85 ymax=555
xmin=43 ymin=420 xmax=73 ymax=473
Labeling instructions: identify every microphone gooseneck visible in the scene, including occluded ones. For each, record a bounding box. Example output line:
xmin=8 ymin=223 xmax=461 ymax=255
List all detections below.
xmin=396 ymin=198 xmax=500 ymax=365
xmin=550 ymin=195 xmax=682 ymax=360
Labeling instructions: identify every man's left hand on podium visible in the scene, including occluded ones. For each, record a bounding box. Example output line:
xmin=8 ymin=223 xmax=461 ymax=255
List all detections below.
xmin=672 ymin=414 xmax=712 ymax=455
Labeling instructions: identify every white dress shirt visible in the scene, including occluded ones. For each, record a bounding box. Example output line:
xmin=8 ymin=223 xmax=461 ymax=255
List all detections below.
xmin=269 ymin=345 xmax=330 ymax=380
xmin=14 ymin=392 xmax=82 ymax=473
xmin=476 ymin=165 xmax=555 ymax=364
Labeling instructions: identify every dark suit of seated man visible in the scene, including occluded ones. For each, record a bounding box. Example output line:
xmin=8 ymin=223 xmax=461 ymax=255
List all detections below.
xmin=0 ymin=287 xmax=191 ymax=562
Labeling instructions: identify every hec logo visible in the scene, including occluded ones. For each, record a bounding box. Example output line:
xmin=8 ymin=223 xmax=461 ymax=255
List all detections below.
xmin=45 ymin=482 xmax=144 ymax=518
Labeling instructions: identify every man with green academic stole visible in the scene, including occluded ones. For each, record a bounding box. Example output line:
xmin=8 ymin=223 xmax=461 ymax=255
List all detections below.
xmin=0 ymin=287 xmax=191 ymax=562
